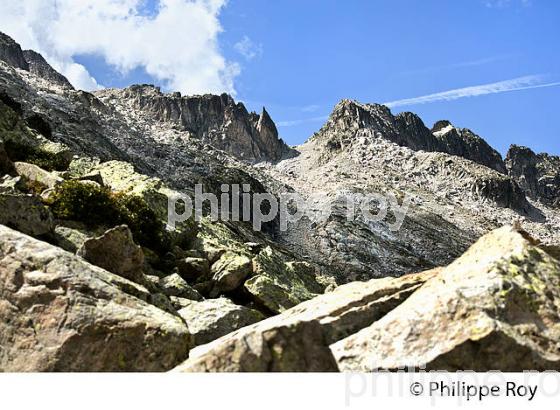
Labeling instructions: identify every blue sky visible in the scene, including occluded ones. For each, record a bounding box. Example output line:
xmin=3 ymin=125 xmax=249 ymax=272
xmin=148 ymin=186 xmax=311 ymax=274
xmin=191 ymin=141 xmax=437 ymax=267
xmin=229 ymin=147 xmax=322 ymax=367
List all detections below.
xmin=3 ymin=0 xmax=558 ymax=155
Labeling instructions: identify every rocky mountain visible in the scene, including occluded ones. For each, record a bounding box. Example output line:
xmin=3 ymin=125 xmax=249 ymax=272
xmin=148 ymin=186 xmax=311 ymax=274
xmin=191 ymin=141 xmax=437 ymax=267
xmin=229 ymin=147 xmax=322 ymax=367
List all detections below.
xmin=312 ymin=100 xmax=506 ymax=173
xmin=96 ymin=84 xmax=292 ymax=163
xmin=1 ymin=31 xmax=559 ymax=372
xmin=0 ymin=32 xmax=29 ymax=70
xmin=22 ymin=50 xmax=74 ymax=90
xmin=506 ymin=144 xmax=560 ymax=206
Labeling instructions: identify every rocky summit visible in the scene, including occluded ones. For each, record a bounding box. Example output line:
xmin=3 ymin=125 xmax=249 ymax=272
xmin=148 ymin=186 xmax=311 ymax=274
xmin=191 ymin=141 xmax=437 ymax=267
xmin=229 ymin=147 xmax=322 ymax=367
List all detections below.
xmin=1 ymin=31 xmax=559 ymax=372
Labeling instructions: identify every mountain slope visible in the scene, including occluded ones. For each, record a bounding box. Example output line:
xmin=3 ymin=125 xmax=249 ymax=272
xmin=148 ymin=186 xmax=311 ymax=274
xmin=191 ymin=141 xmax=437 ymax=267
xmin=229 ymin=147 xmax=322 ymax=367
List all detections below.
xmin=1 ymin=30 xmax=559 ymax=282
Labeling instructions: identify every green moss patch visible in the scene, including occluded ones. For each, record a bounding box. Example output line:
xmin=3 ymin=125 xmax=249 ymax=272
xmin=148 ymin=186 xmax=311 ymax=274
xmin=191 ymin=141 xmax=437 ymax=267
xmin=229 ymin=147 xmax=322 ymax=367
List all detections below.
xmin=45 ymin=180 xmax=170 ymax=252
xmin=3 ymin=140 xmax=69 ymax=171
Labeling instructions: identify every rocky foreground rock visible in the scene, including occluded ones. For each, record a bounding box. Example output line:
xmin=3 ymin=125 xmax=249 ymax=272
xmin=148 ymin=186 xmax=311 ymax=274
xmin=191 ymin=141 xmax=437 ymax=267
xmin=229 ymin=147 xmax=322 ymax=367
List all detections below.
xmin=0 ymin=225 xmax=190 ymax=371
xmin=175 ymin=227 xmax=560 ymax=372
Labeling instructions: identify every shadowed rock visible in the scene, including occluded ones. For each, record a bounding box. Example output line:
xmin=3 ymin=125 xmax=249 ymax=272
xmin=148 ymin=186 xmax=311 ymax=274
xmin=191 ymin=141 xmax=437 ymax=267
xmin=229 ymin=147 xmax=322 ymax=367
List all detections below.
xmin=173 ymin=269 xmax=436 ymax=372
xmin=0 ymin=32 xmax=29 ymax=70
xmin=23 ymin=50 xmax=74 ymax=90
xmin=506 ymin=144 xmax=560 ymax=207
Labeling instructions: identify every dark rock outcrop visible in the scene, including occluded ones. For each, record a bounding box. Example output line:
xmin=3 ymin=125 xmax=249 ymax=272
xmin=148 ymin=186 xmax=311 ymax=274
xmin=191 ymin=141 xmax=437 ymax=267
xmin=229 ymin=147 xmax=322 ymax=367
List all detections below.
xmin=506 ymin=145 xmax=560 ymax=207
xmin=431 ymin=120 xmax=506 ymax=173
xmin=0 ymin=141 xmax=15 ymax=175
xmin=394 ymin=111 xmax=440 ymax=151
xmin=470 ymin=174 xmax=530 ymax=213
xmin=23 ymin=50 xmax=74 ymax=90
xmin=0 ymin=32 xmax=28 ymax=70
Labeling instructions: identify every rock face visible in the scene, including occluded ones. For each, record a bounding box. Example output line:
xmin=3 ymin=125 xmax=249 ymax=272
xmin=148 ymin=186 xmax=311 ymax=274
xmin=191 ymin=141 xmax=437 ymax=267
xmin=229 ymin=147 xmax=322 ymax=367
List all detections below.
xmin=430 ymin=120 xmax=507 ymax=173
xmin=158 ymin=273 xmax=203 ymax=300
xmin=210 ymin=252 xmax=253 ymax=294
xmin=96 ymin=85 xmax=293 ymax=163
xmin=174 ymin=269 xmax=437 ymax=372
xmin=470 ymin=174 xmax=530 ymax=212
xmin=0 ymin=32 xmax=28 ymax=70
xmin=175 ymin=319 xmax=339 ymax=372
xmin=53 ymin=224 xmax=94 ymax=253
xmin=0 ymin=141 xmax=15 ymax=175
xmin=0 ymin=191 xmax=54 ymax=237
xmin=14 ymin=161 xmax=64 ymax=188
xmin=244 ymin=246 xmax=328 ymax=314
xmin=22 ymin=50 xmax=74 ymax=90
xmin=506 ymin=145 xmax=560 ymax=207
xmin=332 ymin=227 xmax=560 ymax=371
xmin=314 ymin=100 xmax=506 ymax=173
xmin=177 ymin=298 xmax=264 ymax=346
xmin=0 ymin=225 xmax=191 ymax=371
xmin=77 ymin=225 xmax=145 ymax=284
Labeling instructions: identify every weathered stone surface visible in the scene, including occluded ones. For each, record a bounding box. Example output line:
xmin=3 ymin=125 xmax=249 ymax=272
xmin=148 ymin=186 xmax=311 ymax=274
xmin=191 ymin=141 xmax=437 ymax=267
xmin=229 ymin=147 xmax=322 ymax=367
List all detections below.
xmin=0 ymin=225 xmax=191 ymax=371
xmin=506 ymin=144 xmax=560 ymax=207
xmin=95 ymin=160 xmax=198 ymax=240
xmin=279 ymin=268 xmax=439 ymax=345
xmin=22 ymin=49 xmax=74 ymax=90
xmin=0 ymin=32 xmax=29 ymax=70
xmin=244 ymin=247 xmax=327 ymax=314
xmin=77 ymin=225 xmax=145 ymax=284
xmin=173 ymin=268 xmax=436 ymax=372
xmin=174 ymin=318 xmax=338 ymax=372
xmin=0 ymin=141 xmax=15 ymax=175
xmin=170 ymin=295 xmax=203 ymax=310
xmin=65 ymin=157 xmax=101 ymax=179
xmin=53 ymin=223 xmax=98 ymax=253
xmin=211 ymin=251 xmax=252 ymax=293
xmin=0 ymin=192 xmax=53 ymax=236
xmin=159 ymin=273 xmax=203 ymax=300
xmin=78 ymin=170 xmax=104 ymax=185
xmin=314 ymin=100 xmax=506 ymax=173
xmin=430 ymin=120 xmax=507 ymax=173
xmin=97 ymin=86 xmax=293 ymax=163
xmin=14 ymin=161 xmax=63 ymax=189
xmin=177 ymin=257 xmax=210 ymax=281
xmin=332 ymin=227 xmax=560 ymax=371
xmin=177 ymin=298 xmax=265 ymax=346
xmin=470 ymin=174 xmax=529 ymax=212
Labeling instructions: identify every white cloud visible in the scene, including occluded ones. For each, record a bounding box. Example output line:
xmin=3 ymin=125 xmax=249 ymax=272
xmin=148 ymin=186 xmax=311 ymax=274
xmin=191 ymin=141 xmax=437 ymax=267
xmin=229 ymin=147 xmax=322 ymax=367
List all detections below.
xmin=0 ymin=0 xmax=239 ymax=94
xmin=234 ymin=35 xmax=263 ymax=61
xmin=384 ymin=75 xmax=560 ymax=108
xmin=399 ymin=54 xmax=514 ymax=76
